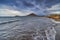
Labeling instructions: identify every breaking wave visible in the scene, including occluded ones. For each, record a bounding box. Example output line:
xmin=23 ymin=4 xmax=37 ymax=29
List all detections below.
xmin=0 ymin=20 xmax=19 ymax=25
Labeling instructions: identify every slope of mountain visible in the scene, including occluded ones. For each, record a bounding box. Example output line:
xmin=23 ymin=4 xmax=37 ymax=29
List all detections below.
xmin=27 ymin=13 xmax=38 ymax=16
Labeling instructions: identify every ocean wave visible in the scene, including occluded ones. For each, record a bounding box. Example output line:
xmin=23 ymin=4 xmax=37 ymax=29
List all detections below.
xmin=0 ymin=20 xmax=19 ymax=25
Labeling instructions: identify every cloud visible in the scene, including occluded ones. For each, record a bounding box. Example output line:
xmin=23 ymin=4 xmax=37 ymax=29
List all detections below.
xmin=0 ymin=0 xmax=60 ymax=16
xmin=0 ymin=5 xmax=33 ymax=16
xmin=0 ymin=0 xmax=48 ymax=14
xmin=47 ymin=3 xmax=60 ymax=10
xmin=46 ymin=3 xmax=60 ymax=14
xmin=0 ymin=3 xmax=47 ymax=16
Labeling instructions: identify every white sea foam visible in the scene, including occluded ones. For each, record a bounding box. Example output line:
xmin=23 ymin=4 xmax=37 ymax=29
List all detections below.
xmin=51 ymin=19 xmax=60 ymax=23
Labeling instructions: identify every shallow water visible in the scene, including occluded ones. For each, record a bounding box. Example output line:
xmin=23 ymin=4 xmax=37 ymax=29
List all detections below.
xmin=0 ymin=16 xmax=60 ymax=40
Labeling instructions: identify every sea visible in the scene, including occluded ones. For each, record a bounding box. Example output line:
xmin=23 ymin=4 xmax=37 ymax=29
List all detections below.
xmin=0 ymin=16 xmax=60 ymax=40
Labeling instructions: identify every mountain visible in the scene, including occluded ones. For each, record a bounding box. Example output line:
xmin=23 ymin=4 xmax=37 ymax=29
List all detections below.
xmin=15 ymin=15 xmax=20 ymax=17
xmin=27 ymin=13 xmax=38 ymax=16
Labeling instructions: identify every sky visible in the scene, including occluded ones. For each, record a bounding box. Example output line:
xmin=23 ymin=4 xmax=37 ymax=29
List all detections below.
xmin=0 ymin=0 xmax=60 ymax=16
